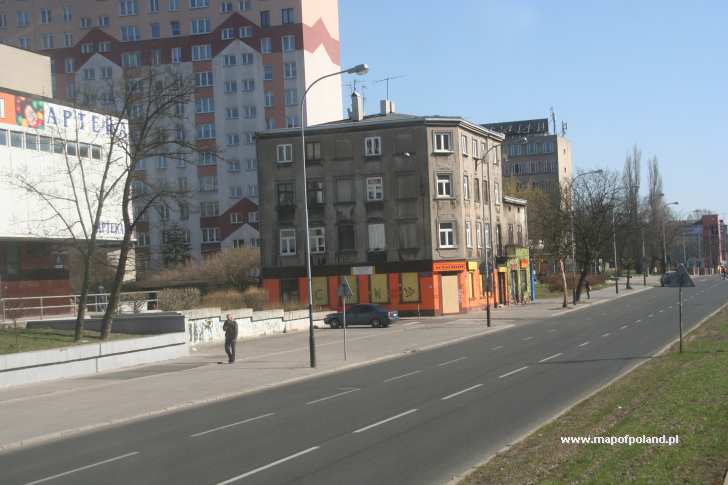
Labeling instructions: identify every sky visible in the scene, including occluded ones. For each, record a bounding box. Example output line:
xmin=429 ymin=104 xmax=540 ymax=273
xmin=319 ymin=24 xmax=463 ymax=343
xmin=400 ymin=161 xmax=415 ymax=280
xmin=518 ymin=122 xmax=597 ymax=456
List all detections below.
xmin=338 ymin=0 xmax=728 ymax=221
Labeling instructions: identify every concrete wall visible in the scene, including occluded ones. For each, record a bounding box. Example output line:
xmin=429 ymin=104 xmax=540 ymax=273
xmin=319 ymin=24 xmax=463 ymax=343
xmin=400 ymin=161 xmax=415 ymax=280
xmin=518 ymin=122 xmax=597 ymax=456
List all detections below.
xmin=184 ymin=307 xmax=327 ymax=344
xmin=26 ymin=313 xmax=185 ymax=334
xmin=0 ymin=333 xmax=188 ymax=388
xmin=0 ymin=44 xmax=52 ymax=97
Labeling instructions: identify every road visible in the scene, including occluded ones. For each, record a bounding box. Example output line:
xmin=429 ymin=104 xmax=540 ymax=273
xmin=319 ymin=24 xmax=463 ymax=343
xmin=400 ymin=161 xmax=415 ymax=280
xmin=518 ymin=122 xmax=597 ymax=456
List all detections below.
xmin=1 ymin=277 xmax=725 ymax=485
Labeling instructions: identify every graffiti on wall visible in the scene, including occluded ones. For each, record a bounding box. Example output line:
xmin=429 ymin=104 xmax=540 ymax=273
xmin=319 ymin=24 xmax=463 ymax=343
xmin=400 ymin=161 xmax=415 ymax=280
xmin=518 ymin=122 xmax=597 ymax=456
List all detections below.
xmin=401 ymin=272 xmax=420 ymax=302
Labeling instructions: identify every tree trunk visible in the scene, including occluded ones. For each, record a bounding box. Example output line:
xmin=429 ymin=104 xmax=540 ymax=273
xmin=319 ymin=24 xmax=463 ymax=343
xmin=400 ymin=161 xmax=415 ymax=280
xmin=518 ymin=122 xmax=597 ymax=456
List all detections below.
xmin=100 ymin=233 xmax=132 ymax=340
xmin=73 ymin=244 xmax=95 ymax=341
xmin=559 ymin=258 xmax=568 ymax=308
xmin=575 ymin=268 xmax=588 ymax=301
xmin=626 ymin=268 xmax=632 ymax=289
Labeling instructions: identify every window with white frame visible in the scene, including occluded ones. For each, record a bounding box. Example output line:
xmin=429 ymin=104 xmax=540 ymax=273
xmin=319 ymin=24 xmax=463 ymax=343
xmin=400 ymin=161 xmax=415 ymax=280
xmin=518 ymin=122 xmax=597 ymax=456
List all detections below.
xmin=366 ymin=177 xmax=383 ymax=201
xmin=120 ymin=25 xmax=139 ymax=42
xmin=224 ymin=80 xmax=238 ymax=93
xmin=472 ymin=139 xmax=479 ymax=158
xmin=84 ymin=42 xmax=98 ymax=54
xmin=284 ymin=88 xmax=297 ymax=106
xmin=122 ymin=51 xmax=141 ymax=67
xmin=476 ymin=222 xmax=483 ymax=248
xmin=248 ymin=211 xmax=259 ymax=223
xmin=83 ymin=68 xmax=95 ymax=81
xmin=196 ymin=123 xmax=215 ymax=139
xmin=239 ymin=26 xmax=252 ymax=38
xmin=310 ymin=227 xmax=325 ymax=253
xmin=226 ymin=133 xmax=240 ymax=146
xmin=41 ymin=34 xmax=54 ymax=49
xmin=463 ymin=175 xmax=470 ymax=200
xmin=286 ymin=116 xmax=299 ymax=128
xmin=264 ymin=91 xmax=273 ymax=107
xmin=465 ymin=221 xmax=472 ymax=248
xmin=228 ymin=160 xmax=241 ymax=172
xmin=368 ymin=223 xmax=386 ymax=251
xmin=198 ymin=151 xmax=216 ymax=165
xmin=137 ymin=231 xmax=150 ymax=247
xmin=169 ymin=20 xmax=181 ymax=36
xmin=241 ymin=53 xmax=253 ymax=64
xmin=171 ymin=47 xmax=182 ymax=63
xmin=223 ymin=54 xmax=236 ymax=66
xmin=260 ymin=37 xmax=272 ymax=54
xmin=202 ymin=227 xmax=220 ymax=243
xmin=244 ymin=132 xmax=255 ymax=145
xmin=364 ymin=136 xmax=382 ymax=157
xmin=226 ymin=107 xmax=239 ymax=119
xmin=436 ymin=174 xmax=453 ymax=197
xmin=439 ymin=222 xmax=456 ymax=248
xmin=246 ymin=158 xmax=257 ymax=171
xmin=230 ymin=212 xmax=242 ymax=223
xmin=63 ymin=6 xmax=72 ymax=22
xmin=434 ymin=132 xmax=452 ymax=152
xmin=149 ymin=0 xmax=160 ymax=12
xmin=190 ymin=0 xmax=209 ymax=8
xmin=279 ymin=229 xmax=296 ymax=255
xmin=281 ymin=7 xmax=295 ymax=24
xmin=64 ymin=33 xmax=74 ymax=47
xmin=243 ymin=105 xmax=256 ymax=119
xmin=494 ymin=181 xmax=501 ymax=205
xmin=241 ymin=78 xmax=255 ymax=91
xmin=461 ymin=134 xmax=468 ymax=155
xmin=40 ymin=8 xmax=52 ymax=24
xmin=282 ymin=34 xmax=295 ymax=51
xmin=220 ymin=1 xmax=233 ymax=13
xmin=98 ymin=15 xmax=110 ymax=27
xmin=191 ymin=44 xmax=211 ymax=61
xmin=283 ymin=62 xmax=296 ymax=79
xmin=276 ymin=144 xmax=293 ymax=163
xmin=195 ymin=96 xmax=214 ymax=113
xmin=191 ymin=18 xmax=210 ymax=34
xmin=120 ymin=0 xmax=138 ymax=16
xmin=199 ymin=175 xmax=218 ymax=192
xmin=264 ymin=65 xmax=273 ymax=80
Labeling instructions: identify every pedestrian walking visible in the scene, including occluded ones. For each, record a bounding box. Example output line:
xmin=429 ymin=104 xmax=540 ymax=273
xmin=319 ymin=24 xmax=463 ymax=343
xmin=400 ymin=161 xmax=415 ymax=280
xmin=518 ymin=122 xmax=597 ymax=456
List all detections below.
xmin=585 ymin=280 xmax=591 ymax=299
xmin=223 ymin=313 xmax=238 ymax=364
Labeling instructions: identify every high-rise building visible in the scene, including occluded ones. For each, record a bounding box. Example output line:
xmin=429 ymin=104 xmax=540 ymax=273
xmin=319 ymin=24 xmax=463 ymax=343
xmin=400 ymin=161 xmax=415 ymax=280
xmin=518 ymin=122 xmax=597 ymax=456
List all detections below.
xmin=0 ymin=0 xmax=343 ymax=272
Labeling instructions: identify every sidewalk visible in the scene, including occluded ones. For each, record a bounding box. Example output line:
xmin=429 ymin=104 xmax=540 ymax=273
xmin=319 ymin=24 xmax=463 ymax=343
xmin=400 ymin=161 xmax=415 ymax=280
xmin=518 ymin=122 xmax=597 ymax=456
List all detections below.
xmin=0 ymin=276 xmax=659 ymax=452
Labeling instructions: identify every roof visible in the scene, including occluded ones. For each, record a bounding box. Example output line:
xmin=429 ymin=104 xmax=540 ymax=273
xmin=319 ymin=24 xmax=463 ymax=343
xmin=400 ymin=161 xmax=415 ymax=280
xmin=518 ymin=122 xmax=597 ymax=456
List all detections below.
xmin=257 ymin=112 xmax=505 ymax=140
xmin=504 ymin=195 xmax=528 ymax=206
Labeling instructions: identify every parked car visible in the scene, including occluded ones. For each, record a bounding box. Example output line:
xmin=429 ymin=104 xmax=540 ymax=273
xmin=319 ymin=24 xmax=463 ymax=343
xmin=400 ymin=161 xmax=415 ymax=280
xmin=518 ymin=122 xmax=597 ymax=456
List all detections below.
xmin=661 ymin=271 xmax=678 ymax=287
xmin=325 ymin=304 xmax=399 ymax=328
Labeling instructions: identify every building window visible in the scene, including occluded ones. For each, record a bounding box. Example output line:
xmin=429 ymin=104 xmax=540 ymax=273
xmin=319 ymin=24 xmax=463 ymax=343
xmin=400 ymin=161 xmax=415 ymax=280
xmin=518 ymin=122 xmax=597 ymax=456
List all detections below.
xmin=527 ymin=143 xmax=538 ymax=155
xmin=307 ymin=181 xmax=324 ymax=204
xmin=310 ymin=227 xmax=325 ymax=253
xmin=83 ymin=68 xmax=95 ymax=81
xmin=476 ymin=222 xmax=483 ymax=248
xmin=137 ymin=232 xmax=150 ymax=247
xmin=364 ymin=136 xmax=382 ymax=157
xmin=120 ymin=0 xmax=139 ymax=16
xmin=436 ymin=174 xmax=453 ymax=197
xmin=202 ymin=227 xmax=220 ymax=243
xmin=222 ymin=54 xmax=236 ymax=66
xmin=120 ymin=25 xmax=139 ymax=41
xmin=494 ymin=181 xmax=501 ymax=205
xmin=485 ymin=223 xmax=492 ymax=249
xmin=169 ymin=20 xmax=181 ymax=36
xmin=483 ymin=180 xmax=490 ymax=203
xmin=368 ymin=223 xmax=386 ymax=251
xmin=40 ymin=8 xmax=52 ymax=24
xmin=279 ymin=229 xmax=296 ymax=255
xmin=224 ymin=80 xmax=238 ymax=93
xmin=474 ymin=178 xmax=481 ymax=203
xmin=284 ymin=88 xmax=298 ymax=106
xmin=277 ymin=183 xmax=294 ymax=205
xmin=195 ymin=96 xmax=214 ymax=113
xmin=439 ymin=222 xmax=456 ymax=248
xmin=63 ymin=6 xmax=72 ymax=23
xmin=41 ymin=34 xmax=54 ymax=49
xmin=281 ymin=7 xmax=294 ymax=24
xmin=242 ymin=105 xmax=256 ymax=119
xmin=226 ymin=133 xmax=240 ymax=146
xmin=260 ymin=37 xmax=272 ymax=54
xmin=465 ymin=221 xmax=472 ymax=248
xmin=260 ymin=10 xmax=270 ymax=27
xmin=228 ymin=160 xmax=241 ymax=172
xmin=220 ymin=1 xmax=233 ymax=13
xmin=338 ymin=225 xmax=355 ymax=251
xmin=246 ymin=158 xmax=257 ymax=171
xmin=191 ymin=44 xmax=212 ymax=61
xmin=306 ymin=141 xmax=321 ymax=161
xmin=283 ymin=62 xmax=296 ymax=79
xmin=226 ymin=107 xmax=239 ymax=119
xmin=63 ymin=33 xmax=74 ymax=48
xmin=241 ymin=78 xmax=255 ymax=91
xmin=286 ymin=116 xmax=299 ymax=128
xmin=98 ymin=16 xmax=110 ymax=27
xmin=149 ymin=0 xmax=160 ymax=12
xmin=19 ymin=37 xmax=31 ymax=50
xmin=171 ymin=47 xmax=182 ymax=63
xmin=122 ymin=52 xmax=141 ymax=67
xmin=196 ymin=123 xmax=215 ymax=139
xmin=434 ymin=132 xmax=452 ymax=153
xmin=200 ymin=201 xmax=220 ymax=217
xmin=276 ymin=144 xmax=292 ymax=163
xmin=263 ymin=65 xmax=273 ymax=81
xmin=230 ymin=212 xmax=242 ymax=223
xmin=195 ymin=71 xmax=213 ymax=86
xmin=191 ymin=18 xmax=210 ymax=35
xmin=190 ymin=0 xmax=209 ymax=8
xmin=239 ymin=26 xmax=252 ymax=38
xmin=241 ymin=52 xmax=253 ymax=64
xmin=509 ymin=144 xmax=523 ymax=157
xmin=463 ymin=175 xmax=470 ymax=200
xmin=366 ymin=177 xmax=383 ymax=201
xmin=199 ymin=175 xmax=218 ymax=192
xmin=461 ymin=134 xmax=468 ymax=155
xmin=282 ymin=34 xmax=295 ymax=51
xmin=264 ymin=91 xmax=274 ymax=108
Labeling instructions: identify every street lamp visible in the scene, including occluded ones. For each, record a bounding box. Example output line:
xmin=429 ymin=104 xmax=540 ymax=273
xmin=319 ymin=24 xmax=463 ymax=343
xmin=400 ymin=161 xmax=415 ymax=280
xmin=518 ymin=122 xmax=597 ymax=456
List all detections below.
xmin=661 ymin=200 xmax=679 ymax=273
xmin=300 ymin=64 xmax=368 ymax=368
xmin=569 ymin=170 xmax=603 ymax=305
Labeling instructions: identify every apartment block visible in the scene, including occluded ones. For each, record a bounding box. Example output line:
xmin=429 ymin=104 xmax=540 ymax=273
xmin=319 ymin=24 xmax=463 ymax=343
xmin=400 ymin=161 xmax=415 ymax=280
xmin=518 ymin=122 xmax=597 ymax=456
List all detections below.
xmin=256 ymin=95 xmax=531 ymax=315
xmin=0 ymin=0 xmax=343 ymax=272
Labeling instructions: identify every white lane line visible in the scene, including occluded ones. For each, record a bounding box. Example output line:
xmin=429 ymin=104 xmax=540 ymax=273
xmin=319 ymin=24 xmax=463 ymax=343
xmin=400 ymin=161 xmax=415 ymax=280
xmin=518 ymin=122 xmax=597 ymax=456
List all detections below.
xmin=601 ymin=332 xmax=611 ymax=337
xmin=441 ymin=384 xmax=483 ymax=400
xmin=352 ymin=409 xmax=418 ymax=434
xmin=492 ymin=345 xmax=504 ymax=350
xmin=538 ymin=352 xmax=563 ymax=363
xmin=659 ymin=309 xmax=664 ymax=313
xmin=23 ymin=452 xmax=139 ymax=485
xmin=635 ymin=319 xmax=643 ymax=323
xmin=578 ymin=341 xmax=590 ymax=347
xmin=620 ymin=325 xmax=628 ymax=329
xmin=191 ymin=413 xmax=275 ymax=437
xmin=438 ymin=356 xmax=467 ymax=367
xmin=648 ymin=314 xmax=654 ymax=318
xmin=215 ymin=446 xmax=320 ymax=484
xmin=499 ymin=366 xmax=529 ymax=379
xmin=383 ymin=370 xmax=421 ymax=383
xmin=548 ymin=328 xmax=557 ymax=333
xmin=305 ymin=389 xmax=360 ymax=405
xmin=522 ymin=336 xmax=534 ymax=341
xmin=667 ymin=306 xmax=673 ymax=309
xmin=402 ymin=321 xmax=420 ymax=327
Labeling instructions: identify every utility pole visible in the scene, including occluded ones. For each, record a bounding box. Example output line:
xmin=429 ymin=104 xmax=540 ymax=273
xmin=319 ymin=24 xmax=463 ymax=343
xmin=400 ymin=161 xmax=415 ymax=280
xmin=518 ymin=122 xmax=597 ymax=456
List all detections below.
xmin=613 ymin=209 xmax=619 ymax=294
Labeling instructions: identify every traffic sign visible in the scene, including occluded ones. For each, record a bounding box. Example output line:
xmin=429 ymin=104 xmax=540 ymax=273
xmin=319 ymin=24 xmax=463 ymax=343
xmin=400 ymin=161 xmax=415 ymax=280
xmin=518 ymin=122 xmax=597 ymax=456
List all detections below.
xmin=337 ymin=277 xmax=354 ymax=298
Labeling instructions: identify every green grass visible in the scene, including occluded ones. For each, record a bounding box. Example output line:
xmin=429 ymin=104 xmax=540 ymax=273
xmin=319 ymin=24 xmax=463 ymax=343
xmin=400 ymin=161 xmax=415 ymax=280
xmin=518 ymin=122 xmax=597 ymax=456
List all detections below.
xmin=0 ymin=327 xmax=137 ymax=355
xmin=459 ymin=306 xmax=728 ymax=485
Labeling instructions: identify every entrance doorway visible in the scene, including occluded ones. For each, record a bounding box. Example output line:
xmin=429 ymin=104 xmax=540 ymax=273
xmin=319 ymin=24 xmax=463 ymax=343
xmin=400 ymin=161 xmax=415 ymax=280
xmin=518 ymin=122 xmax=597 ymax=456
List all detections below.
xmin=441 ymin=274 xmax=460 ymax=314
xmin=497 ymin=272 xmax=506 ymax=305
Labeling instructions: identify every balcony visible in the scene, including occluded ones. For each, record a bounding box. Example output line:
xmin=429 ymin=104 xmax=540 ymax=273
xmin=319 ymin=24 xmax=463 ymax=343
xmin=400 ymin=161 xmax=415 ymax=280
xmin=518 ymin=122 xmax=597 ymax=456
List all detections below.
xmin=367 ymin=250 xmax=387 ymax=264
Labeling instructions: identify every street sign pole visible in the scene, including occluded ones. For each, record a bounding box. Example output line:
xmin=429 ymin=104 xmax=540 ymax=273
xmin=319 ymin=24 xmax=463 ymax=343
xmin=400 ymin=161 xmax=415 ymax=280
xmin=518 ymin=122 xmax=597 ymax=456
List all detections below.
xmin=337 ymin=277 xmax=354 ymax=361
xmin=678 ymin=285 xmax=683 ymax=353
xmin=342 ymin=295 xmax=347 ymax=361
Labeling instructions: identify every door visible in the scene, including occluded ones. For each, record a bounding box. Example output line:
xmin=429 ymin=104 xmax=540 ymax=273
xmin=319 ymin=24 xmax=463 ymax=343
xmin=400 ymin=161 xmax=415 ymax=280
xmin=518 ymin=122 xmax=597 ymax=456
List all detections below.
xmin=441 ymin=275 xmax=460 ymax=314
xmin=497 ymin=272 xmax=506 ymax=304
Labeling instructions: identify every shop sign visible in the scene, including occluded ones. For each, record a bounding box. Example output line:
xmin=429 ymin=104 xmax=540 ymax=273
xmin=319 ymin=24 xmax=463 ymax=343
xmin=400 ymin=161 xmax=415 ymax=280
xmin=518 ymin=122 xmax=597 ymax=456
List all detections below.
xmin=433 ymin=261 xmax=467 ymax=272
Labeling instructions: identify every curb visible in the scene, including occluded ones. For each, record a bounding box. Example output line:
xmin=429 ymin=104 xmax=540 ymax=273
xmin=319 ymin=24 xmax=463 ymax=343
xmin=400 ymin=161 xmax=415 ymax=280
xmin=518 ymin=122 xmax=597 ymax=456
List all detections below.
xmin=549 ymin=285 xmax=652 ymax=318
xmin=448 ymin=297 xmax=728 ymax=485
xmin=0 ymin=324 xmax=513 ymax=454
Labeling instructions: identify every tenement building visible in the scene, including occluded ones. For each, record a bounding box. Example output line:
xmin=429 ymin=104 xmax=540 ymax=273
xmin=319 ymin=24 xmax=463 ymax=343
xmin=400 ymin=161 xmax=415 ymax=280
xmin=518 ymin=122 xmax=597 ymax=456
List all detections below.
xmin=257 ymin=94 xmax=530 ymax=315
xmin=0 ymin=0 xmax=343 ymax=271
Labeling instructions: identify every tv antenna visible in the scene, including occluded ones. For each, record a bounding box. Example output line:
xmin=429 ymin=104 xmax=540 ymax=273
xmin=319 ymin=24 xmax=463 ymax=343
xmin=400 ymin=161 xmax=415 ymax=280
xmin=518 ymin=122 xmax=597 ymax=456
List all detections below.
xmin=561 ymin=121 xmax=568 ymax=137
xmin=374 ymin=75 xmax=405 ymax=99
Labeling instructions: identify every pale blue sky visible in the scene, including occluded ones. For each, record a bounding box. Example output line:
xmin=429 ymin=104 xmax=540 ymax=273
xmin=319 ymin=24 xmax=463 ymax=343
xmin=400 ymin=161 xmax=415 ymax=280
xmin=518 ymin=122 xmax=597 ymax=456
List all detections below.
xmin=338 ymin=0 xmax=727 ymax=220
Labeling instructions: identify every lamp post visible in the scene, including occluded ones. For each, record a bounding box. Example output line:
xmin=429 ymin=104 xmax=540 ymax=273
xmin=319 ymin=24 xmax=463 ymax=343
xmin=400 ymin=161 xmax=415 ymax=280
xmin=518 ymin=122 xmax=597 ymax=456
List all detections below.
xmin=478 ymin=140 xmax=503 ymax=327
xmin=300 ymin=63 xmax=368 ymax=368
xmin=569 ymin=170 xmax=603 ymax=305
xmin=661 ymin=200 xmax=679 ymax=274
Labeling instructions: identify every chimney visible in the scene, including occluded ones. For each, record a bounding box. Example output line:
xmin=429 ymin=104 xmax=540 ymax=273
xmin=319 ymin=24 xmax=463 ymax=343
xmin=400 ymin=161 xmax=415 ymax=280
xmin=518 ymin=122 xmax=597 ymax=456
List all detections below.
xmin=350 ymin=91 xmax=364 ymax=121
xmin=380 ymin=99 xmax=395 ymax=115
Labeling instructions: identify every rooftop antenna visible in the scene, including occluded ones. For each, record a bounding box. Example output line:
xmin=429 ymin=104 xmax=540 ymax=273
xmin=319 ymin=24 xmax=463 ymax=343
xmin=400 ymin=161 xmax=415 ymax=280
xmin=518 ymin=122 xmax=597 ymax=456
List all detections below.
xmin=561 ymin=120 xmax=568 ymax=137
xmin=373 ymin=75 xmax=405 ymax=99
xmin=549 ymin=106 xmax=556 ymax=135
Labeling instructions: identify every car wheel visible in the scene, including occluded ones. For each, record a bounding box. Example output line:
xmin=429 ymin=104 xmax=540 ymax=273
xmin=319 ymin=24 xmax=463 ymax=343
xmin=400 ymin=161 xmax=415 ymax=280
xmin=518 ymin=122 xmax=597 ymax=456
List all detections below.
xmin=329 ymin=319 xmax=341 ymax=329
xmin=371 ymin=318 xmax=381 ymax=328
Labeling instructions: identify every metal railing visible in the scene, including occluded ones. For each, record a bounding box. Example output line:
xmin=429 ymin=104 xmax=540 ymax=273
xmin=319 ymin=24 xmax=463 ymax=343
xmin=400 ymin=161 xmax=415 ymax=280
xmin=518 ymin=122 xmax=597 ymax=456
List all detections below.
xmin=1 ymin=291 xmax=158 ymax=322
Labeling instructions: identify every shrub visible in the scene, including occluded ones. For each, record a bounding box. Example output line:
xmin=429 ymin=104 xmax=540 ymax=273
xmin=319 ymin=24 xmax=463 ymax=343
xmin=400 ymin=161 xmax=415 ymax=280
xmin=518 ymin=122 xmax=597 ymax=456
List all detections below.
xmin=241 ymin=287 xmax=268 ymax=311
xmin=540 ymin=272 xmax=607 ymax=292
xmin=157 ymin=287 xmax=201 ymax=311
xmin=142 ymin=248 xmax=260 ymax=289
xmin=200 ymin=289 xmax=246 ymax=310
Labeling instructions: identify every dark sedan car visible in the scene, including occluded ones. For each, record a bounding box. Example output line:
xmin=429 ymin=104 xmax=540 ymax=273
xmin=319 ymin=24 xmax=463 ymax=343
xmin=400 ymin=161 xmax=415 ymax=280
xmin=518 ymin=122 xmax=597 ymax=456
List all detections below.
xmin=325 ymin=304 xmax=399 ymax=328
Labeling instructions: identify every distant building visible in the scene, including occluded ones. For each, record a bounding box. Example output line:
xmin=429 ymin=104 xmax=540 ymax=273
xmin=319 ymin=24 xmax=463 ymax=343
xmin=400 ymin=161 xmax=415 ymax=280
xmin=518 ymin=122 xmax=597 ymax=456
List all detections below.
xmin=673 ymin=214 xmax=726 ymax=271
xmin=502 ymin=195 xmax=531 ymax=304
xmin=256 ymin=94 xmax=531 ymax=315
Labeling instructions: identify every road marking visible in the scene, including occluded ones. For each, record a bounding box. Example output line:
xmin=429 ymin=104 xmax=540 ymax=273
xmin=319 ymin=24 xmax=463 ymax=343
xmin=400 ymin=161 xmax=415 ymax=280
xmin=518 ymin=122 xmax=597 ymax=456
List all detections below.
xmin=492 ymin=345 xmax=504 ymax=350
xmin=23 ymin=452 xmax=139 ymax=485
xmin=522 ymin=336 xmax=534 ymax=341
xmin=548 ymin=328 xmax=557 ymax=333
xmin=667 ymin=306 xmax=673 ymax=309
xmin=620 ymin=324 xmax=628 ymax=330
xmin=538 ymin=352 xmax=563 ymax=363
xmin=659 ymin=309 xmax=664 ymax=313
xmin=191 ymin=413 xmax=275 ymax=437
xmin=215 ymin=446 xmax=320 ymax=484
xmin=383 ymin=370 xmax=421 ymax=383
xmin=578 ymin=341 xmax=590 ymax=347
xmin=441 ymin=384 xmax=483 ymax=400
xmin=353 ymin=409 xmax=418 ymax=434
xmin=499 ymin=366 xmax=529 ymax=379
xmin=402 ymin=321 xmax=420 ymax=327
xmin=438 ymin=357 xmax=467 ymax=367
xmin=305 ymin=389 xmax=360 ymax=405
xmin=635 ymin=319 xmax=643 ymax=323
xmin=601 ymin=332 xmax=611 ymax=337
xmin=648 ymin=314 xmax=654 ymax=318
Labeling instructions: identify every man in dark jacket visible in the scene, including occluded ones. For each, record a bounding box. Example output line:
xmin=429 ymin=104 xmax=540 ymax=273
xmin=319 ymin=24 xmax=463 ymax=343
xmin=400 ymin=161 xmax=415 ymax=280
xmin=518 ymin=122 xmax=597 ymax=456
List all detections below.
xmin=222 ymin=314 xmax=238 ymax=363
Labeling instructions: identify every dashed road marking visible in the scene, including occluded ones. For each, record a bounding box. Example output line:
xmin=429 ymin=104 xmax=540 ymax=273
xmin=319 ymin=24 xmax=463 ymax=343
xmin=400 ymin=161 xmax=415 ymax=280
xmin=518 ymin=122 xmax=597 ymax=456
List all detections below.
xmin=353 ymin=409 xmax=418 ymax=434
xmin=215 ymin=447 xmax=320 ymax=484
xmin=538 ymin=352 xmax=563 ymax=363
xmin=499 ymin=366 xmax=529 ymax=379
xmin=441 ymin=384 xmax=483 ymax=400
xmin=383 ymin=370 xmax=422 ymax=383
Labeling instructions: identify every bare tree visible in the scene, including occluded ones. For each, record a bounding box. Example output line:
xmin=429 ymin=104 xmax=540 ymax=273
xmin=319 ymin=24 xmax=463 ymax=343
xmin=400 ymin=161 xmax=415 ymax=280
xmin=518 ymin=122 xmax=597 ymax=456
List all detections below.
xmin=620 ymin=146 xmax=642 ymax=288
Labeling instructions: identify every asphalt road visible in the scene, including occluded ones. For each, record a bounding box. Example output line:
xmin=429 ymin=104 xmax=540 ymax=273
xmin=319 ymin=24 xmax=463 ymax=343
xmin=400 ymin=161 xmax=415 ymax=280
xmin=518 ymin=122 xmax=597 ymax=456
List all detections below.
xmin=2 ymin=276 xmax=726 ymax=485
